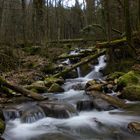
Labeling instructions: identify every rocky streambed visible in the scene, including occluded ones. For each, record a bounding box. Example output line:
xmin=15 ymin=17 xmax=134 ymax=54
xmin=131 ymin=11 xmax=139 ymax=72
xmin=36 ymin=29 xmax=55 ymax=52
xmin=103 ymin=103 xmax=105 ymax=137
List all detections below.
xmin=0 ymin=54 xmax=140 ymax=140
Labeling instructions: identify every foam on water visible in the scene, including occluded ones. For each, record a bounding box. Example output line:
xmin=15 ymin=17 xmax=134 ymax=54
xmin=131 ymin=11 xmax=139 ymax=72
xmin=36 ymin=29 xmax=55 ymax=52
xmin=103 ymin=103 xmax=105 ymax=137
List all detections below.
xmin=3 ymin=110 xmax=140 ymax=140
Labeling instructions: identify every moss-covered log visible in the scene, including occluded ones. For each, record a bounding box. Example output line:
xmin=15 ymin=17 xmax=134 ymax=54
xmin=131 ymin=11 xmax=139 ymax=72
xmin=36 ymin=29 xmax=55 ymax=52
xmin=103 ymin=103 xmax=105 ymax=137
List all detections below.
xmin=57 ymin=48 xmax=97 ymax=60
xmin=0 ymin=77 xmax=45 ymax=100
xmin=47 ymin=38 xmax=92 ymax=44
xmin=54 ymin=50 xmax=106 ymax=78
xmin=96 ymin=38 xmax=127 ymax=49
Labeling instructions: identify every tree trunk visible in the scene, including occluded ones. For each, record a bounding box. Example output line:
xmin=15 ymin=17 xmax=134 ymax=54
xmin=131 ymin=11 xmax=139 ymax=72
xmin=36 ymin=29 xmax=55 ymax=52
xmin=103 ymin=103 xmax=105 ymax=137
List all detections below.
xmin=124 ymin=0 xmax=132 ymax=45
xmin=138 ymin=0 xmax=140 ymax=30
xmin=0 ymin=77 xmax=45 ymax=100
xmin=124 ymin=0 xmax=136 ymax=55
xmin=21 ymin=0 xmax=26 ymax=44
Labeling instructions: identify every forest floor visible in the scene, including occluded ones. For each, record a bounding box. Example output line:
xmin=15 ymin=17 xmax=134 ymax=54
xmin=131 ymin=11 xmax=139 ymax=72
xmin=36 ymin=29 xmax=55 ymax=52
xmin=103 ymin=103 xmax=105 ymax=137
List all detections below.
xmin=1 ymin=45 xmax=67 ymax=86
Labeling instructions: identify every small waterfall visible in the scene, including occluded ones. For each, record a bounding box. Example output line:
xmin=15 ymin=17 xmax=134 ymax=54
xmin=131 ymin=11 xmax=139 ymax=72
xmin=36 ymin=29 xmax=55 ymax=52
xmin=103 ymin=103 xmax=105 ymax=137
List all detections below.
xmin=85 ymin=55 xmax=106 ymax=79
xmin=77 ymin=67 xmax=81 ymax=77
xmin=21 ymin=106 xmax=46 ymax=123
xmin=3 ymin=109 xmax=21 ymax=121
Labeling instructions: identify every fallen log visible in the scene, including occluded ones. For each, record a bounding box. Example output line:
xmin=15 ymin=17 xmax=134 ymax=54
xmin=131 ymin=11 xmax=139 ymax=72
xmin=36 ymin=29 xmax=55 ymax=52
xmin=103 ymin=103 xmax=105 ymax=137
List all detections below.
xmin=0 ymin=77 xmax=45 ymax=101
xmin=57 ymin=48 xmax=97 ymax=60
xmin=47 ymin=38 xmax=91 ymax=44
xmin=96 ymin=38 xmax=127 ymax=49
xmin=54 ymin=50 xmax=106 ymax=78
xmin=89 ymin=91 xmax=127 ymax=108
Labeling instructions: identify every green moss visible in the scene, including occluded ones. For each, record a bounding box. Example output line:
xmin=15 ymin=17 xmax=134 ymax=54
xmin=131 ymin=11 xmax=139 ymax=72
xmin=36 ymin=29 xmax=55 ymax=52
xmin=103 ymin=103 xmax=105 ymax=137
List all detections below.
xmin=107 ymin=72 xmax=125 ymax=80
xmin=23 ymin=46 xmax=41 ymax=55
xmin=0 ymin=119 xmax=5 ymax=135
xmin=48 ymin=83 xmax=64 ymax=93
xmin=121 ymin=85 xmax=140 ymax=101
xmin=104 ymin=59 xmax=135 ymax=75
xmin=118 ymin=71 xmax=139 ymax=87
xmin=45 ymin=77 xmax=64 ymax=87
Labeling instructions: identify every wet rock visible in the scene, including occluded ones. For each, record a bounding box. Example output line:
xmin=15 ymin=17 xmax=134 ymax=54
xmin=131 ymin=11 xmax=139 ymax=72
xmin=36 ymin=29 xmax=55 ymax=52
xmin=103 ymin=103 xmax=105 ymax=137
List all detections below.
xmin=21 ymin=106 xmax=45 ymax=123
xmin=93 ymin=98 xmax=116 ymax=111
xmin=102 ymin=84 xmax=114 ymax=93
xmin=76 ymin=100 xmax=94 ymax=111
xmin=120 ymin=85 xmax=140 ymax=101
xmin=86 ymin=84 xmax=103 ymax=92
xmin=48 ymin=83 xmax=64 ymax=93
xmin=85 ymin=80 xmax=96 ymax=89
xmin=128 ymin=122 xmax=140 ymax=134
xmin=71 ymin=83 xmax=85 ymax=90
xmin=39 ymin=101 xmax=77 ymax=118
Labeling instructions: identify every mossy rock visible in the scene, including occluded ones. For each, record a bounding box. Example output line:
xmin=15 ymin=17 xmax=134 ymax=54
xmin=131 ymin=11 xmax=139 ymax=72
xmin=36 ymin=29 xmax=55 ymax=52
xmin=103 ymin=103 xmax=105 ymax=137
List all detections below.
xmin=0 ymin=119 xmax=5 ymax=135
xmin=48 ymin=83 xmax=64 ymax=93
xmin=120 ymin=85 xmax=140 ymax=101
xmin=45 ymin=77 xmax=64 ymax=87
xmin=25 ymin=81 xmax=48 ymax=93
xmin=106 ymin=72 xmax=125 ymax=80
xmin=117 ymin=71 xmax=139 ymax=87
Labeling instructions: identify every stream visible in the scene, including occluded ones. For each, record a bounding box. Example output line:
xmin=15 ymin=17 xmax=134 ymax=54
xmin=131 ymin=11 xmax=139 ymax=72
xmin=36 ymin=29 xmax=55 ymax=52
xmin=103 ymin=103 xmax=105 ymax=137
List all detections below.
xmin=2 ymin=53 xmax=140 ymax=140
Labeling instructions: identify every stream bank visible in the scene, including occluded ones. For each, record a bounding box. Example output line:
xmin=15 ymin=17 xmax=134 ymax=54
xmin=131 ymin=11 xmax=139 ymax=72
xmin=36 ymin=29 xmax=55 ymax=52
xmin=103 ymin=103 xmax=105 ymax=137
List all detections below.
xmin=0 ymin=53 xmax=140 ymax=140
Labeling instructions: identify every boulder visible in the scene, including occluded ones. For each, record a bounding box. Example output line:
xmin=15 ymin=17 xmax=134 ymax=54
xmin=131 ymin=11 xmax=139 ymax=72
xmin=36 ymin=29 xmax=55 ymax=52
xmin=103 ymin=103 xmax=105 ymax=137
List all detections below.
xmin=128 ymin=122 xmax=140 ymax=134
xmin=45 ymin=77 xmax=64 ymax=87
xmin=39 ymin=101 xmax=77 ymax=118
xmin=48 ymin=83 xmax=64 ymax=93
xmin=76 ymin=100 xmax=94 ymax=111
xmin=117 ymin=71 xmax=139 ymax=87
xmin=120 ymin=85 xmax=140 ymax=101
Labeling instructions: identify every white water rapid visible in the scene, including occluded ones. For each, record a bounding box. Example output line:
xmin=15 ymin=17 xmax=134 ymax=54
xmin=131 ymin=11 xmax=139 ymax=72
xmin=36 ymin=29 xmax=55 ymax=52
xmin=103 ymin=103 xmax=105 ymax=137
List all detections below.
xmin=2 ymin=54 xmax=140 ymax=140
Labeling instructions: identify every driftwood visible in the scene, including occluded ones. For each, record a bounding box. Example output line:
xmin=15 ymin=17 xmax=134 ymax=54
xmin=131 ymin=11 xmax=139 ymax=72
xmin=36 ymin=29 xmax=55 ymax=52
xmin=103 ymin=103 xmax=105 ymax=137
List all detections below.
xmin=0 ymin=77 xmax=45 ymax=101
xmin=54 ymin=50 xmax=106 ymax=78
xmin=89 ymin=91 xmax=127 ymax=108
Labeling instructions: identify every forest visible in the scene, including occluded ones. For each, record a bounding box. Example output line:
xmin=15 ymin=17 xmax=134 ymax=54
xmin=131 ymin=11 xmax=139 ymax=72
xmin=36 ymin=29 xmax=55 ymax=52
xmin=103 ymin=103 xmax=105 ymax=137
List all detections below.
xmin=0 ymin=0 xmax=140 ymax=140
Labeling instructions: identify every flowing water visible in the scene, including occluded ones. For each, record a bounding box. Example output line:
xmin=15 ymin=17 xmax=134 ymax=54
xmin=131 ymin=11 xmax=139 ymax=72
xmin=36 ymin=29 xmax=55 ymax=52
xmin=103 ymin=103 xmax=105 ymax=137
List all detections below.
xmin=2 ymin=54 xmax=140 ymax=140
